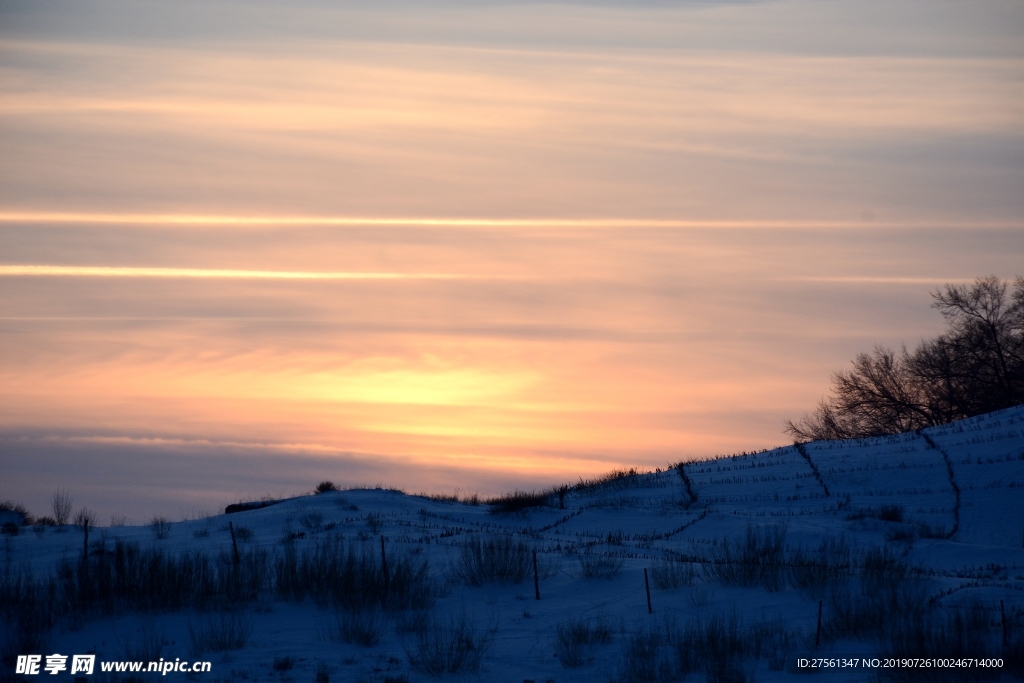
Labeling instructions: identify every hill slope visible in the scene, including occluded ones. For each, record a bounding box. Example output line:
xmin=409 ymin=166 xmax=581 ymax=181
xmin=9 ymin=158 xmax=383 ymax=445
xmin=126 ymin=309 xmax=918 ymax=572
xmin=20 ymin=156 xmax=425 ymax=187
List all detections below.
xmin=3 ymin=407 xmax=1023 ymax=682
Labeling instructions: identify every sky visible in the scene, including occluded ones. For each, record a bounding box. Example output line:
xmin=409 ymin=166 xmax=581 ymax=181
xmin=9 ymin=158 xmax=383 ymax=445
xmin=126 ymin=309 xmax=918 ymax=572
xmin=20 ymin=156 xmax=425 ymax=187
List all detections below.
xmin=1 ymin=0 xmax=1022 ymax=522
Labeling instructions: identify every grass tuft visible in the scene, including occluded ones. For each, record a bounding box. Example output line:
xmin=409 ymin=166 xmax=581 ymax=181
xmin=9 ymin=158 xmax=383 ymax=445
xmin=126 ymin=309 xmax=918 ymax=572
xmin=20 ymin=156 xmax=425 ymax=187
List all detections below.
xmin=275 ymin=537 xmax=434 ymax=612
xmin=187 ymin=610 xmax=253 ymax=657
xmin=403 ymin=611 xmax=494 ymax=675
xmin=450 ymin=535 xmax=532 ymax=586
xmin=788 ymin=534 xmax=852 ymax=597
xmin=615 ymin=625 xmax=673 ymax=683
xmin=149 ymin=516 xmax=172 ymax=540
xmin=650 ymin=559 xmax=696 ymax=590
xmin=553 ymin=615 xmax=614 ymax=667
xmin=703 ymin=524 xmax=787 ymax=592
xmin=322 ymin=607 xmax=388 ymax=647
xmin=574 ymin=550 xmax=624 ymax=579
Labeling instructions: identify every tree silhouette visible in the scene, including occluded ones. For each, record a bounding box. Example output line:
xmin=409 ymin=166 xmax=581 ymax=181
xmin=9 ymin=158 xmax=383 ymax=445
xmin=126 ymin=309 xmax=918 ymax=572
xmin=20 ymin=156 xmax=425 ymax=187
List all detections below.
xmin=785 ymin=276 xmax=1024 ymax=441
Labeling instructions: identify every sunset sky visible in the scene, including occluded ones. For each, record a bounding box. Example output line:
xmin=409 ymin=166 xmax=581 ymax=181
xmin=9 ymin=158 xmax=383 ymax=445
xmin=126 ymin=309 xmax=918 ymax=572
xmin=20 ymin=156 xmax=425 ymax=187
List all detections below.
xmin=1 ymin=0 xmax=1022 ymax=521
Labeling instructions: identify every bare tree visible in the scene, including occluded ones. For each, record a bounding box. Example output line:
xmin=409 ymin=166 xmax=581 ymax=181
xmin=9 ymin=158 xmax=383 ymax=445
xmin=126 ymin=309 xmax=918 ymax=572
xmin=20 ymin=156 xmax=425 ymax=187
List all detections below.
xmin=52 ymin=488 xmax=72 ymax=526
xmin=786 ymin=276 xmax=1024 ymax=441
xmin=929 ymin=276 xmax=1024 ymax=413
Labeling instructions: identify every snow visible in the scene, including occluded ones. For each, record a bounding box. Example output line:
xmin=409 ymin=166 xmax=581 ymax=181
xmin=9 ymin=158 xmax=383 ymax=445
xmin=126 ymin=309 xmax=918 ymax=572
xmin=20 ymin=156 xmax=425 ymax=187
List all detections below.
xmin=4 ymin=406 xmax=1023 ymax=682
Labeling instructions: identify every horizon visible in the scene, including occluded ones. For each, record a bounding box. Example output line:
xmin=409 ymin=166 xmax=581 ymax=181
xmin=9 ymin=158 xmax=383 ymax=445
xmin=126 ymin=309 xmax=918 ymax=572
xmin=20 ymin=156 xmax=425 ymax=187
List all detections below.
xmin=1 ymin=0 xmax=1023 ymax=523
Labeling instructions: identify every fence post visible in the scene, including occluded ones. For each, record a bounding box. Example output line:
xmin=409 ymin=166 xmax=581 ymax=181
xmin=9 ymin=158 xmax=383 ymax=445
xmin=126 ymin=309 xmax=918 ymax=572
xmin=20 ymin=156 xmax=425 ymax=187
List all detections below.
xmin=381 ymin=535 xmax=390 ymax=607
xmin=644 ymin=568 xmax=653 ymax=614
xmin=533 ymin=549 xmax=541 ymax=600
xmin=229 ymin=521 xmax=240 ymax=566
xmin=815 ymin=600 xmax=823 ymax=648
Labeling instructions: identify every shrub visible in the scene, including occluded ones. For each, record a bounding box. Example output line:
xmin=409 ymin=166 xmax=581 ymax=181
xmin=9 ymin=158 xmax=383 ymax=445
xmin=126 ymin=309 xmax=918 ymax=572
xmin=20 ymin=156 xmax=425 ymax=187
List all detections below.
xmin=674 ymin=613 xmax=749 ymax=683
xmin=878 ymin=504 xmax=905 ymax=523
xmin=55 ymin=540 xmax=269 ymax=614
xmin=0 ymin=500 xmax=33 ymax=526
xmin=860 ymin=546 xmax=908 ymax=594
xmin=1 ymin=539 xmax=272 ymax=645
xmin=486 ymin=489 xmax=549 ymax=514
xmin=425 ymin=491 xmax=459 ymax=503
xmin=823 ymin=580 xmax=929 ymax=642
xmin=614 ymin=613 xmax=792 ymax=683
xmin=188 ymin=610 xmax=252 ymax=657
xmin=650 ymin=559 xmax=696 ymax=590
xmin=450 ymin=535 xmax=532 ymax=586
xmin=365 ymin=512 xmax=384 ymax=534
xmin=322 ymin=607 xmax=388 ymax=647
xmin=574 ymin=468 xmax=645 ymax=495
xmin=745 ymin=618 xmax=794 ymax=667
xmin=615 ymin=625 xmax=673 ymax=683
xmin=275 ymin=537 xmax=434 ymax=612
xmin=272 ymin=656 xmax=295 ymax=671
xmin=315 ymin=481 xmax=338 ymax=494
xmin=342 ymin=609 xmax=387 ymax=647
xmin=73 ymin=507 xmax=97 ymax=532
xmin=554 ymin=616 xmax=614 ymax=667
xmin=52 ymin=489 xmax=72 ymax=526
xmin=403 ymin=611 xmax=494 ymax=675
xmin=703 ymin=524 xmax=787 ymax=592
xmin=0 ymin=568 xmax=55 ymax=668
xmin=1 ymin=522 xmax=18 ymax=536
xmin=149 ymin=516 xmax=172 ymax=540
xmin=881 ymin=602 xmax=999 ymax=682
xmin=574 ymin=550 xmax=624 ymax=579
xmin=232 ymin=525 xmax=254 ymax=542
xmin=424 ymin=490 xmax=482 ymax=506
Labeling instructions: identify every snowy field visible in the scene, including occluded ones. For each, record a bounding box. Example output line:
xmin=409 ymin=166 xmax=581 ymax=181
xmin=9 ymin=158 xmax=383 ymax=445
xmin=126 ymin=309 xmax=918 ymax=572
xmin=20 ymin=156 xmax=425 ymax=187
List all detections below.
xmin=3 ymin=406 xmax=1024 ymax=682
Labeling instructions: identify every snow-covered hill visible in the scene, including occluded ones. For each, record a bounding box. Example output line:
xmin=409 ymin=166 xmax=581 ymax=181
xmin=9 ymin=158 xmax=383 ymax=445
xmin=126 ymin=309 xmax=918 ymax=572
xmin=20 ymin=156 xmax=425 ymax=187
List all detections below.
xmin=3 ymin=407 xmax=1023 ymax=682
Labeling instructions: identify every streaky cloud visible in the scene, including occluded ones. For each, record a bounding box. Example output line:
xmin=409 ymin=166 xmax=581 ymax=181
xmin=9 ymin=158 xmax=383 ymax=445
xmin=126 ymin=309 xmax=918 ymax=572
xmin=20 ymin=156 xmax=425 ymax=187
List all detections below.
xmin=0 ymin=264 xmax=464 ymax=280
xmin=1 ymin=212 xmax=1021 ymax=229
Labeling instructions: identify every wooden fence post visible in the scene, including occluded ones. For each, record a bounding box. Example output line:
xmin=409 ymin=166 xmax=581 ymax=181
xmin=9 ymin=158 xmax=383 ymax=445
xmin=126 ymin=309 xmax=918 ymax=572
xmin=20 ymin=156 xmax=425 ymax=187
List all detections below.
xmin=644 ymin=568 xmax=652 ymax=614
xmin=229 ymin=521 xmax=240 ymax=566
xmin=381 ymin=535 xmax=390 ymax=607
xmin=533 ymin=550 xmax=540 ymax=600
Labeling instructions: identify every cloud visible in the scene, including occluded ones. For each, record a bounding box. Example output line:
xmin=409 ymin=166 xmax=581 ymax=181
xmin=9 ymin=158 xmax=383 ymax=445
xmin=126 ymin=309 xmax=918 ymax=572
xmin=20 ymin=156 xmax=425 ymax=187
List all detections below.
xmin=0 ymin=264 xmax=463 ymax=280
xmin=0 ymin=0 xmax=1020 ymax=520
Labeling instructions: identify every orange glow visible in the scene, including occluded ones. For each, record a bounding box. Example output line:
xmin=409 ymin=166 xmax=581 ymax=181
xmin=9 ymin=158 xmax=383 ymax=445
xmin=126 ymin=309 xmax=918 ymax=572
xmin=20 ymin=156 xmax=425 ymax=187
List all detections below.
xmin=1 ymin=2 xmax=1021 ymax=514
